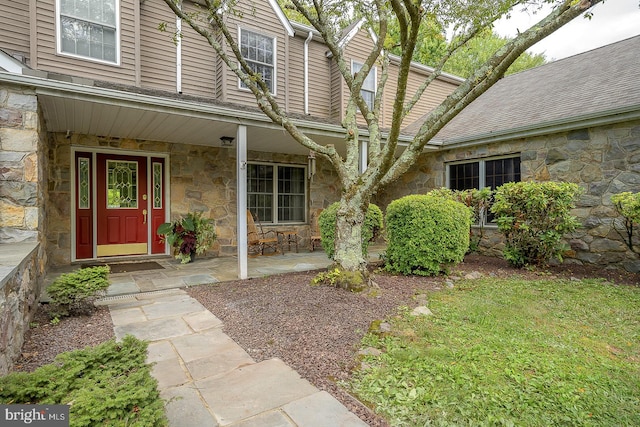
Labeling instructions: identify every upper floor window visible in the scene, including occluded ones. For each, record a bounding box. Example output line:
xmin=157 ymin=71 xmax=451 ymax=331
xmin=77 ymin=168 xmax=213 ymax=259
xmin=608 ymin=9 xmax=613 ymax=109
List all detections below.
xmin=248 ymin=163 xmax=305 ymax=224
xmin=240 ymin=29 xmax=276 ymax=94
xmin=58 ymin=0 xmax=118 ymax=64
xmin=448 ymin=155 xmax=521 ymax=224
xmin=352 ymin=61 xmax=376 ymax=110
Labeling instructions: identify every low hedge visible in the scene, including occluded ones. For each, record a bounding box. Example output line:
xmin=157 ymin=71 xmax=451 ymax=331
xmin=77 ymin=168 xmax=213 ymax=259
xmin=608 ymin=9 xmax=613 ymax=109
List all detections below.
xmin=384 ymin=194 xmax=472 ymax=275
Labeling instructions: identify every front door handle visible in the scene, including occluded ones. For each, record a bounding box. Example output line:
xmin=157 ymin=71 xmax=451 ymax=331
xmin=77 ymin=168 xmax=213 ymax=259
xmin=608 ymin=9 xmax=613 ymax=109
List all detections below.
xmin=143 ymin=209 xmax=148 ymax=224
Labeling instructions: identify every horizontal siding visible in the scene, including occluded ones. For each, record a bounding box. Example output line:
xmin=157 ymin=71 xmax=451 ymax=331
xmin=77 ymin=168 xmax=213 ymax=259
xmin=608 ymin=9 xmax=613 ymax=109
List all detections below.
xmin=306 ymin=39 xmax=332 ymax=117
xmin=343 ymin=30 xmax=377 ymax=127
xmin=287 ymin=35 xmax=305 ymax=113
xmin=398 ymin=69 xmax=458 ymax=129
xmin=179 ymin=1 xmax=216 ymax=98
xmin=220 ymin=0 xmax=288 ymax=107
xmin=35 ymin=0 xmax=136 ymax=84
xmin=140 ymin=0 xmax=177 ymax=92
xmin=0 ymin=0 xmax=30 ymax=60
xmin=329 ymin=61 xmax=342 ymax=120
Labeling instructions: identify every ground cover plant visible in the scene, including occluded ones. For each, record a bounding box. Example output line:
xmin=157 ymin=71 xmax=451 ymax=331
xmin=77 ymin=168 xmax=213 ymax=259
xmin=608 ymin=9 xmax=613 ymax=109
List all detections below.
xmin=349 ymin=277 xmax=640 ymax=426
xmin=46 ymin=265 xmax=110 ymax=319
xmin=1 ymin=336 xmax=167 ymax=427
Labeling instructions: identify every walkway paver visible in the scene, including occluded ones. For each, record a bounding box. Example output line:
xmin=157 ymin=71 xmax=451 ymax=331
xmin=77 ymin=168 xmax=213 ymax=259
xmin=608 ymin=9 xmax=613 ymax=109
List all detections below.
xmin=101 ymin=289 xmax=368 ymax=427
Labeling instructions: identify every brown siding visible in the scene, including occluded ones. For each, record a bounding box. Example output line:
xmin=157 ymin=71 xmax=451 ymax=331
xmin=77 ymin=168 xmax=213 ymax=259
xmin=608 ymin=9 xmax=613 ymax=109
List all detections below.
xmin=180 ymin=1 xmax=216 ymax=98
xmin=343 ymin=30 xmax=378 ymax=126
xmin=140 ymin=0 xmax=177 ymax=92
xmin=287 ymin=34 xmax=305 ymax=113
xmin=329 ymin=61 xmax=343 ymax=120
xmin=306 ymin=38 xmax=332 ymax=117
xmin=393 ymin=67 xmax=458 ymax=129
xmin=0 ymin=0 xmax=31 ymax=61
xmin=35 ymin=0 xmax=136 ymax=84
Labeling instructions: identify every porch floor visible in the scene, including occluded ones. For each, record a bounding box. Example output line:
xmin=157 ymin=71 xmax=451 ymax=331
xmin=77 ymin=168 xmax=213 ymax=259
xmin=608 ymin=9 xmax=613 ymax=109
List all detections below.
xmin=44 ymin=246 xmax=385 ymax=298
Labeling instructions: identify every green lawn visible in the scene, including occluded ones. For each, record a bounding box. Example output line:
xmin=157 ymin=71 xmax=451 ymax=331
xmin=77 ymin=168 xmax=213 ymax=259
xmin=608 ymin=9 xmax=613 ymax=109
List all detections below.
xmin=349 ymin=277 xmax=640 ymax=426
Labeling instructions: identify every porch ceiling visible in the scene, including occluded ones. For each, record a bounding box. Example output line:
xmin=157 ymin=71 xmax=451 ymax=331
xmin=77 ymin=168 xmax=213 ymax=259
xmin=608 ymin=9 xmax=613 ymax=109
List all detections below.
xmin=36 ymin=89 xmax=344 ymax=156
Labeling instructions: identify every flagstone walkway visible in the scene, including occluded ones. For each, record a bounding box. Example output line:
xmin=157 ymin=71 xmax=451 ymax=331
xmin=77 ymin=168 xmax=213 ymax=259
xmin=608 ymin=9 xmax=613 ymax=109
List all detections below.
xmin=90 ymin=250 xmax=380 ymax=426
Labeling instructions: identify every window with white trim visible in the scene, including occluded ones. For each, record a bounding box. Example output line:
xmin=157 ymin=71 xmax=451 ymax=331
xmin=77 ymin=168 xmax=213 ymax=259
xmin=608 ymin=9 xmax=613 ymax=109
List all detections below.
xmin=448 ymin=155 xmax=521 ymax=224
xmin=240 ymin=29 xmax=275 ymax=93
xmin=58 ymin=0 xmax=118 ymax=63
xmin=247 ymin=163 xmax=305 ymax=224
xmin=352 ymin=61 xmax=375 ymax=110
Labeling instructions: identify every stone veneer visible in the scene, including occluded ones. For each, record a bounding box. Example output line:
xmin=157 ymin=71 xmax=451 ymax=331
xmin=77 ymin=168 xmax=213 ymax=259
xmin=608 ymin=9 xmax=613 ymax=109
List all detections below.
xmin=0 ymin=85 xmax=48 ymax=373
xmin=376 ymin=119 xmax=640 ymax=272
xmin=0 ymin=86 xmax=42 ymax=243
xmin=47 ymin=134 xmax=342 ymax=266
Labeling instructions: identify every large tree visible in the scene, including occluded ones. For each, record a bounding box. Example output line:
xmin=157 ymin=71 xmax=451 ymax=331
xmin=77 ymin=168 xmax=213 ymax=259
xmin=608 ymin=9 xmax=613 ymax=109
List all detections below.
xmin=161 ymin=0 xmax=604 ymax=286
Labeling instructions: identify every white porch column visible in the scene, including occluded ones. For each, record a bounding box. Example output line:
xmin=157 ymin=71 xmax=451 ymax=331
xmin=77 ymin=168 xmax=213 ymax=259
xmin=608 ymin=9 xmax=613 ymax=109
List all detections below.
xmin=237 ymin=125 xmax=248 ymax=279
xmin=359 ymin=139 xmax=368 ymax=173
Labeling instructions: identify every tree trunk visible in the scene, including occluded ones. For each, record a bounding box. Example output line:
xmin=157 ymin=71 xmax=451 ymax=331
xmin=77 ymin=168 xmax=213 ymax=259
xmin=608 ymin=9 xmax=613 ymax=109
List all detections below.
xmin=333 ymin=196 xmax=367 ymax=274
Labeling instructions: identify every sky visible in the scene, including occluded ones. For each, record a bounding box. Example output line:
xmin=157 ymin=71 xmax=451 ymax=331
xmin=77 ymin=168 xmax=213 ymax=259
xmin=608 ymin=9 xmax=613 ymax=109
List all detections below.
xmin=493 ymin=0 xmax=640 ymax=60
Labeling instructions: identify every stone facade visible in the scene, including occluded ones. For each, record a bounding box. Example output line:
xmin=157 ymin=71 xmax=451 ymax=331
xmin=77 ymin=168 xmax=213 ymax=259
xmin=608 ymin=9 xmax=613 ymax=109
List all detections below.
xmin=376 ymin=119 xmax=640 ymax=271
xmin=0 ymin=86 xmax=41 ymax=243
xmin=0 ymin=86 xmax=48 ymax=373
xmin=46 ymin=134 xmax=342 ymax=266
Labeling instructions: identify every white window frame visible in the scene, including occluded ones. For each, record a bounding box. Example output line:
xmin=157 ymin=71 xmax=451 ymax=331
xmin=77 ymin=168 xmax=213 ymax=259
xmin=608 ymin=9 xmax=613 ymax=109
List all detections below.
xmin=351 ymin=60 xmax=376 ymax=110
xmin=446 ymin=155 xmax=521 ymax=227
xmin=56 ymin=0 xmax=121 ymax=65
xmin=238 ymin=27 xmax=277 ymax=95
xmin=247 ymin=162 xmax=307 ymax=225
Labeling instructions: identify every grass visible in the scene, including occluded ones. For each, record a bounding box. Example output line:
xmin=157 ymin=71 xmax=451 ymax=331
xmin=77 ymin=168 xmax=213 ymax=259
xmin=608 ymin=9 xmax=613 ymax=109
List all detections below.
xmin=348 ymin=277 xmax=640 ymax=426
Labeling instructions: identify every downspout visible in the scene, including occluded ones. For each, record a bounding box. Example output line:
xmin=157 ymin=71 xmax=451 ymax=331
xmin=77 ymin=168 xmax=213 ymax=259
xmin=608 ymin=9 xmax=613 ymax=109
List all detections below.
xmin=176 ymin=2 xmax=182 ymax=93
xmin=303 ymin=31 xmax=313 ymax=115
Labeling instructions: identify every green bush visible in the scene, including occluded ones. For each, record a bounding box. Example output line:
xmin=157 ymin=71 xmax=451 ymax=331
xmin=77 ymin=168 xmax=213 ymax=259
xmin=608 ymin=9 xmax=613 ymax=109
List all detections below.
xmin=318 ymin=202 xmax=383 ymax=259
xmin=384 ymin=194 xmax=472 ymax=276
xmin=427 ymin=187 xmax=493 ymax=252
xmin=0 ymin=336 xmax=167 ymax=427
xmin=47 ymin=265 xmax=110 ymax=317
xmin=611 ymin=191 xmax=640 ymax=255
xmin=491 ymin=181 xmax=582 ymax=267
xmin=46 ymin=266 xmax=110 ymax=318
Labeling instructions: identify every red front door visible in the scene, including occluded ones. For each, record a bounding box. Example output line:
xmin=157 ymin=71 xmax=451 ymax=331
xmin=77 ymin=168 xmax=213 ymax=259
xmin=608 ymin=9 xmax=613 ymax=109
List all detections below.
xmin=96 ymin=154 xmax=148 ymax=257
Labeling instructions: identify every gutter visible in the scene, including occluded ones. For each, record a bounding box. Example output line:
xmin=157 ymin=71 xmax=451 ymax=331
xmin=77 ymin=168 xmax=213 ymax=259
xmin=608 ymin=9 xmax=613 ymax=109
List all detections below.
xmin=433 ymin=105 xmax=640 ymax=150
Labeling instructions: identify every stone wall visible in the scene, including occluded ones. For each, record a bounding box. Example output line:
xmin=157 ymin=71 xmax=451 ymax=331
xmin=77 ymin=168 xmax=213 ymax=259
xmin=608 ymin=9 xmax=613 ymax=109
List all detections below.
xmin=47 ymin=135 xmax=343 ymax=265
xmin=0 ymin=243 xmax=45 ymax=375
xmin=0 ymin=85 xmax=40 ymax=243
xmin=376 ymin=119 xmax=640 ymax=271
xmin=0 ymin=83 xmax=47 ymax=374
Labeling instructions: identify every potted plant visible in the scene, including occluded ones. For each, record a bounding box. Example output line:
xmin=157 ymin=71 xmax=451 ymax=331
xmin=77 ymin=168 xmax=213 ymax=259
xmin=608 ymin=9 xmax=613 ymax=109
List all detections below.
xmin=157 ymin=212 xmax=216 ymax=263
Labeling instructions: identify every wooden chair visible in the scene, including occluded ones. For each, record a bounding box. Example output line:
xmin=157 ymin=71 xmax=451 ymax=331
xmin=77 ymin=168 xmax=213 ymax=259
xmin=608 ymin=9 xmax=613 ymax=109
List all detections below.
xmin=309 ymin=209 xmax=323 ymax=252
xmin=247 ymin=210 xmax=282 ymax=255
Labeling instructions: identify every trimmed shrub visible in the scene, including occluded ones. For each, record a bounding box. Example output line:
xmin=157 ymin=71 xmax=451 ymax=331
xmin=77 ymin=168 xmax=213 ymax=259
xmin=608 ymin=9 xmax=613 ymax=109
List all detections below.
xmin=0 ymin=336 xmax=167 ymax=427
xmin=611 ymin=191 xmax=640 ymax=254
xmin=384 ymin=194 xmax=472 ymax=276
xmin=318 ymin=202 xmax=383 ymax=259
xmin=427 ymin=187 xmax=493 ymax=252
xmin=47 ymin=266 xmax=110 ymax=318
xmin=491 ymin=181 xmax=582 ymax=267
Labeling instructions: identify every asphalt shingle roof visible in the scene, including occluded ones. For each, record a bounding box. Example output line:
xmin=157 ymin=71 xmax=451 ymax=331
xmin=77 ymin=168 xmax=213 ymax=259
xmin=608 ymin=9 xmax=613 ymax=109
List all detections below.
xmin=409 ymin=35 xmax=640 ymax=144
